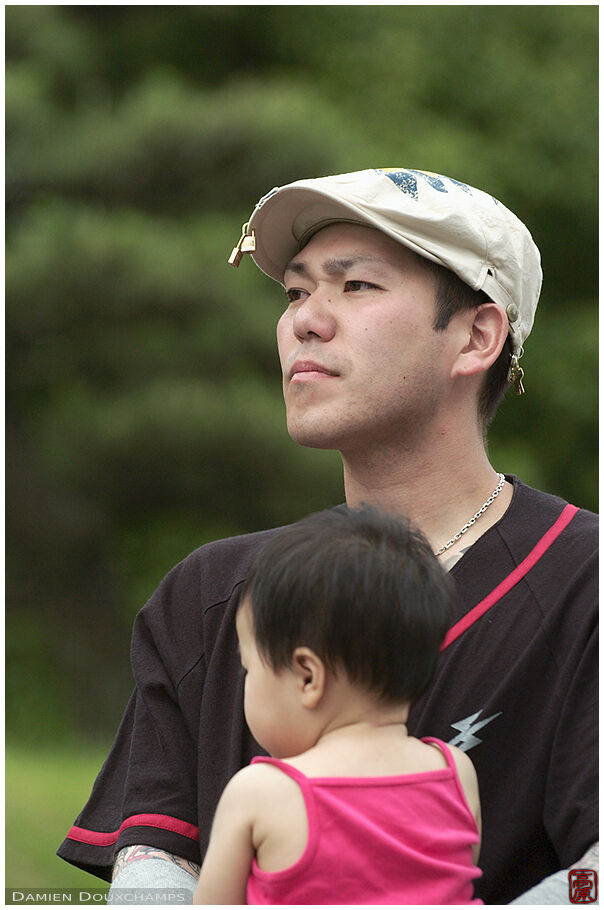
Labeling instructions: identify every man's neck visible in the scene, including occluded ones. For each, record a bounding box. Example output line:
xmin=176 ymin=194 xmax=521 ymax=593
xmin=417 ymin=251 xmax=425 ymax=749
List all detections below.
xmin=341 ymin=427 xmax=512 ymax=557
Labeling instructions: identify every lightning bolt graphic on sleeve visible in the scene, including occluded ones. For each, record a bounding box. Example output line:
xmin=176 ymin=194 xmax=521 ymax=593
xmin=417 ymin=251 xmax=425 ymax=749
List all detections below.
xmin=448 ymin=710 xmax=502 ymax=752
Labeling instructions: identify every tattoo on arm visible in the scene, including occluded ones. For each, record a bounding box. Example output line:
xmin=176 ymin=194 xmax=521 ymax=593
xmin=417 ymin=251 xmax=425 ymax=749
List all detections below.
xmin=112 ymin=845 xmax=201 ymax=882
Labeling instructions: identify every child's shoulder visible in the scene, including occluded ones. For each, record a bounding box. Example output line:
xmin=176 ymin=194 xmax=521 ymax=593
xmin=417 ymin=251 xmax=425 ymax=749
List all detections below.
xmin=436 ymin=741 xmax=481 ymax=822
xmin=224 ymin=759 xmax=305 ymax=807
xmin=423 ymin=737 xmax=477 ymax=776
xmin=222 ymin=760 xmax=309 ymax=847
xmin=446 ymin=743 xmax=478 ymax=787
xmin=421 ymin=738 xmax=479 ymax=807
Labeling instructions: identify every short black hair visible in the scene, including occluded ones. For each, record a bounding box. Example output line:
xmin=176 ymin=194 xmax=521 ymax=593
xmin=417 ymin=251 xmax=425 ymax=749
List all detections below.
xmin=241 ymin=505 xmax=454 ymax=706
xmin=424 ymin=258 xmax=512 ymax=426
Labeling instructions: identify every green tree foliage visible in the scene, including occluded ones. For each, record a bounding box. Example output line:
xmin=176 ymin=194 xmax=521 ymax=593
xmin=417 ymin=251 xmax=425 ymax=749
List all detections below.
xmin=6 ymin=6 xmax=597 ymax=742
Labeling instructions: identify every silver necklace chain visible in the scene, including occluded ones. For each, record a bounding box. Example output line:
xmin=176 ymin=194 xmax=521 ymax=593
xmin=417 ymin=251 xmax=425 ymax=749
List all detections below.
xmin=434 ymin=473 xmax=506 ymax=556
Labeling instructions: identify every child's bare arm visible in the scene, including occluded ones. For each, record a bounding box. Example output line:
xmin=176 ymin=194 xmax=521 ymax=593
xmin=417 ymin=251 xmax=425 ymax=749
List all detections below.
xmin=450 ymin=746 xmax=482 ymax=865
xmin=193 ymin=769 xmax=257 ymax=905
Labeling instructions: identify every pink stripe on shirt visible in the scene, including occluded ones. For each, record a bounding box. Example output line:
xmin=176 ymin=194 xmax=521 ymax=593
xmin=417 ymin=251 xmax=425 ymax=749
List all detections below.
xmin=66 ymin=814 xmax=199 ymax=846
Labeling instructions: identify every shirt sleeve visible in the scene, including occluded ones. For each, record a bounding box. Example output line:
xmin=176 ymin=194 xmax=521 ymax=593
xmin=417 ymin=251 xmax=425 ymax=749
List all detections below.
xmin=107 ymin=857 xmax=196 ymax=904
xmin=57 ymin=556 xmax=206 ymax=881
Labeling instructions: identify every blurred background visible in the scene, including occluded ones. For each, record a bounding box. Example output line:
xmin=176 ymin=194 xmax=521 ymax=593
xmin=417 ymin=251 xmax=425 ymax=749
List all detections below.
xmin=6 ymin=5 xmax=597 ymax=891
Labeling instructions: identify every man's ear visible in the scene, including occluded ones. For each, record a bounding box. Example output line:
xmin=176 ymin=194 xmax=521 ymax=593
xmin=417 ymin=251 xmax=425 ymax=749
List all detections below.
xmin=291 ymin=647 xmax=326 ymax=709
xmin=451 ymin=302 xmax=508 ymax=379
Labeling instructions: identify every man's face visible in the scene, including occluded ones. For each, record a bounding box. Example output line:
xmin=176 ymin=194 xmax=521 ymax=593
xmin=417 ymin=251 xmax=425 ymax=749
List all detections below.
xmin=276 ymin=223 xmax=456 ymax=456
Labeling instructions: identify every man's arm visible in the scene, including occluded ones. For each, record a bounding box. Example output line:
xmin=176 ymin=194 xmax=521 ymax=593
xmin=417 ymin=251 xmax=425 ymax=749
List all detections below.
xmin=112 ymin=845 xmax=201 ymax=881
xmin=510 ymin=841 xmax=599 ymax=905
xmin=108 ymin=845 xmax=200 ymax=904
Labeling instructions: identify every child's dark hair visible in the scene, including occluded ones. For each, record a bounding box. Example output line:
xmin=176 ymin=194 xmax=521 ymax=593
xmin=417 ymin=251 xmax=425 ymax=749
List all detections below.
xmin=240 ymin=505 xmax=454 ymax=705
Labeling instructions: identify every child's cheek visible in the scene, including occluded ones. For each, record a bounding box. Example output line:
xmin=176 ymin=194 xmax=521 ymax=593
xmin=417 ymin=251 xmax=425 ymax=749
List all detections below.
xmin=243 ymin=678 xmax=265 ymax=746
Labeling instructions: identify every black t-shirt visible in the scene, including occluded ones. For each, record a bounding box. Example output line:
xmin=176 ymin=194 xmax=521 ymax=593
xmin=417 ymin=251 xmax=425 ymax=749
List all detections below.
xmin=57 ymin=477 xmax=598 ymax=903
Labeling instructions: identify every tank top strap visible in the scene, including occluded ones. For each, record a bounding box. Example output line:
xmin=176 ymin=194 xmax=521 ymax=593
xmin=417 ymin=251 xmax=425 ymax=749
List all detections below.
xmin=421 ymin=736 xmax=456 ymax=771
xmin=250 ymin=755 xmax=312 ymax=787
xmin=249 ymin=756 xmax=319 ymax=876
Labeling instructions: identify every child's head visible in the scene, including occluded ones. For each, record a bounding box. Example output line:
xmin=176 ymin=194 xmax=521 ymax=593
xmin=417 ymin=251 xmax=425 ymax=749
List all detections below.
xmin=240 ymin=505 xmax=453 ymax=711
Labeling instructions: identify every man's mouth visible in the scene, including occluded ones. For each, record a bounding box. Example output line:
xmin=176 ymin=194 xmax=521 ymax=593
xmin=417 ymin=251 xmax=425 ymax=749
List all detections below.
xmin=289 ymin=360 xmax=340 ymax=382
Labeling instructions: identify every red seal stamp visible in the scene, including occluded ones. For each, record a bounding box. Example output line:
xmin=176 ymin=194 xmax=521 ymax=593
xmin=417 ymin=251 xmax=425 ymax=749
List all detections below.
xmin=569 ymin=869 xmax=598 ymax=903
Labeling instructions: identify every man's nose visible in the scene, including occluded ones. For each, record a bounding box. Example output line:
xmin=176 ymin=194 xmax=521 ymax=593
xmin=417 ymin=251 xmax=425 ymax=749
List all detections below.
xmin=292 ymin=288 xmax=337 ymax=342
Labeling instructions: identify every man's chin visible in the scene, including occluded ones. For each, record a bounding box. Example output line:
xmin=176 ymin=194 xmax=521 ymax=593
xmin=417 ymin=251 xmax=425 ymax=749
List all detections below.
xmin=289 ymin=433 xmax=339 ymax=452
xmin=287 ymin=422 xmax=342 ymax=451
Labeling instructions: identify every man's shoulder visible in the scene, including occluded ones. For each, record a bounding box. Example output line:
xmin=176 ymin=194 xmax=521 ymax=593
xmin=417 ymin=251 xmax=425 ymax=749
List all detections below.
xmin=454 ymin=476 xmax=597 ymax=609
xmin=192 ymin=524 xmax=288 ymax=580
xmin=497 ymin=477 xmax=598 ymax=619
xmin=132 ymin=522 xmax=301 ymax=670
xmin=147 ymin=522 xmax=293 ymax=614
xmin=507 ymin=476 xmax=598 ymax=542
xmin=141 ymin=507 xmax=343 ymax=617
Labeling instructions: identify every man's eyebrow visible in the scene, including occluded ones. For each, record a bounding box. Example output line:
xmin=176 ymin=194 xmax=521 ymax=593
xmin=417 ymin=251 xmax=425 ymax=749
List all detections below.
xmin=284 ymin=254 xmax=388 ymax=278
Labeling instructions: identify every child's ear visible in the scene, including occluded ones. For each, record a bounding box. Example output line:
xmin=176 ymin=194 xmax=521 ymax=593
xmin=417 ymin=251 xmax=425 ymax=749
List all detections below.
xmin=291 ymin=647 xmax=326 ymax=708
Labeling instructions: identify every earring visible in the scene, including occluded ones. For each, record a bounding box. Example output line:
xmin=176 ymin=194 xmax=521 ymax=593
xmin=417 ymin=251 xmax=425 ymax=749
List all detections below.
xmin=508 ymin=352 xmax=525 ymax=396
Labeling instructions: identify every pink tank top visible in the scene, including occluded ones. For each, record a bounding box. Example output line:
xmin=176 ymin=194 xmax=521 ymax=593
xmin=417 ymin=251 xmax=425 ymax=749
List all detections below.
xmin=246 ymin=737 xmax=482 ymax=905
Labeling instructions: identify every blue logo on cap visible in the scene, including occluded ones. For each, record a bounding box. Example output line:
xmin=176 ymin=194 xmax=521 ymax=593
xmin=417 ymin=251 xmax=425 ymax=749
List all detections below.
xmin=377 ymin=169 xmax=473 ymax=200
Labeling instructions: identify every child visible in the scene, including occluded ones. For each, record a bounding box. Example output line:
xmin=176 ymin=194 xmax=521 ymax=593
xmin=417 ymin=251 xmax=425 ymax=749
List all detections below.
xmin=193 ymin=505 xmax=482 ymax=905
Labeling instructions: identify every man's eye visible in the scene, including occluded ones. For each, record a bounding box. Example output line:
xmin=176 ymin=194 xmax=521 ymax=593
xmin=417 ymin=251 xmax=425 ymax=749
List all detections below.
xmin=285 ymin=288 xmax=308 ymax=304
xmin=344 ymin=280 xmax=378 ymax=292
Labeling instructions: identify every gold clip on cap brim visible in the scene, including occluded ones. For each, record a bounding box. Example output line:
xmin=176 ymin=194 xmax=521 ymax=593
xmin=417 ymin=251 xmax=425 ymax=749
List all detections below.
xmin=228 ymin=226 xmax=256 ymax=267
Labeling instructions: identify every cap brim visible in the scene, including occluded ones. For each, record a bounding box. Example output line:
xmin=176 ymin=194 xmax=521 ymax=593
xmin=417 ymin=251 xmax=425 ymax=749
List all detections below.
xmin=248 ymin=187 xmax=382 ymax=284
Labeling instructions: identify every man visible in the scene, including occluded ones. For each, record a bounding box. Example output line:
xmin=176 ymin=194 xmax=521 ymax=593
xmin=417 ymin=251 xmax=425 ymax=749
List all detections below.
xmin=58 ymin=168 xmax=597 ymax=903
